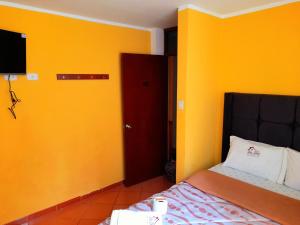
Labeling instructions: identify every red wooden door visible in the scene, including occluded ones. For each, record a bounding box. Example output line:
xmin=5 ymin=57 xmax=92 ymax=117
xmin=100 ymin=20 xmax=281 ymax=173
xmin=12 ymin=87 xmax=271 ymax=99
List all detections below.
xmin=121 ymin=53 xmax=168 ymax=186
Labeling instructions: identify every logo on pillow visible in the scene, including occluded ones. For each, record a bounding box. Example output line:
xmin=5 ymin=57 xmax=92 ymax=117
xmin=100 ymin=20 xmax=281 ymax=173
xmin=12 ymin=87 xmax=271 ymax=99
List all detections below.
xmin=247 ymin=147 xmax=260 ymax=157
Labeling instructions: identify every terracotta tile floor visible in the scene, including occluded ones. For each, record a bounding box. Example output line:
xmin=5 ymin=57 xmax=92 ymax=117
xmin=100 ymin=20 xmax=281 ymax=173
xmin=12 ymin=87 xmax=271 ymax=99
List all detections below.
xmin=29 ymin=176 xmax=173 ymax=225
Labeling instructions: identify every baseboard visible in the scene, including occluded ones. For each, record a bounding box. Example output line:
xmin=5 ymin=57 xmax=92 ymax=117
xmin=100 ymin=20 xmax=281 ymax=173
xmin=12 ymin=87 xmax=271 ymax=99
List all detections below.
xmin=5 ymin=181 xmax=123 ymax=225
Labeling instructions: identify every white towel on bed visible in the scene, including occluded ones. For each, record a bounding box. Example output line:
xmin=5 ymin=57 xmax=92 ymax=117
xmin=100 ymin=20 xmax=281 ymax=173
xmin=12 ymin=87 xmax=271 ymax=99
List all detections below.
xmin=110 ymin=210 xmax=162 ymax=225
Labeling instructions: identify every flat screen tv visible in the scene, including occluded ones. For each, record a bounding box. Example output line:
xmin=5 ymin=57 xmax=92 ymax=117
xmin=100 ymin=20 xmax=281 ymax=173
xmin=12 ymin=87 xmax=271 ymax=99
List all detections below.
xmin=0 ymin=29 xmax=26 ymax=74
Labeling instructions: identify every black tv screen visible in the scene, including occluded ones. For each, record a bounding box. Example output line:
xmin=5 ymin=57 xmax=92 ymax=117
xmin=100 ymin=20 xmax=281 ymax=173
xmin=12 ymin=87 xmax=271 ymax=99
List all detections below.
xmin=0 ymin=29 xmax=26 ymax=74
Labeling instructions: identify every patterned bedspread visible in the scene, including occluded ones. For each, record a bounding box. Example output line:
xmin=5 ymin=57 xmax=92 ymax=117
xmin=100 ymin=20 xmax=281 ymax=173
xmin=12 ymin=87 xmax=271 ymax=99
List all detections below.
xmin=99 ymin=182 xmax=278 ymax=225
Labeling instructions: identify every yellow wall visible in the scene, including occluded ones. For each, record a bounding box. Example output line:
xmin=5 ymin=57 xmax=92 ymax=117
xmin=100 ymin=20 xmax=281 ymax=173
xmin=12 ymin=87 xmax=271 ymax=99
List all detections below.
xmin=177 ymin=2 xmax=300 ymax=181
xmin=177 ymin=9 xmax=220 ymax=181
xmin=215 ymin=2 xmax=300 ymax=162
xmin=0 ymin=6 xmax=150 ymax=224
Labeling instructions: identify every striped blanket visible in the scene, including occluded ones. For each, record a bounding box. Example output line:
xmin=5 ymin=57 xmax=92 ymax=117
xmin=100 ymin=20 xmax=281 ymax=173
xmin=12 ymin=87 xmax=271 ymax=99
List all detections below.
xmin=99 ymin=182 xmax=277 ymax=225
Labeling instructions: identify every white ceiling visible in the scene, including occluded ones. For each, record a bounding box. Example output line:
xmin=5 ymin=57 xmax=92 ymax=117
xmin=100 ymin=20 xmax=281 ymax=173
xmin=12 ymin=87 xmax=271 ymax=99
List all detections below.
xmin=0 ymin=0 xmax=297 ymax=29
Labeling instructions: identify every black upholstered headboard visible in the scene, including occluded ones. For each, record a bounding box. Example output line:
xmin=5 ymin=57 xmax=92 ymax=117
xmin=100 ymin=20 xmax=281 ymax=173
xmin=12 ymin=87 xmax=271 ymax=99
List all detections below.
xmin=222 ymin=93 xmax=300 ymax=161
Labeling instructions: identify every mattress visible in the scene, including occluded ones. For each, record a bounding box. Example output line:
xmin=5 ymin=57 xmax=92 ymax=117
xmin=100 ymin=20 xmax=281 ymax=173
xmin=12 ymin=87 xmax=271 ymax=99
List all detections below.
xmin=100 ymin=182 xmax=277 ymax=225
xmin=99 ymin=165 xmax=282 ymax=225
xmin=210 ymin=164 xmax=300 ymax=201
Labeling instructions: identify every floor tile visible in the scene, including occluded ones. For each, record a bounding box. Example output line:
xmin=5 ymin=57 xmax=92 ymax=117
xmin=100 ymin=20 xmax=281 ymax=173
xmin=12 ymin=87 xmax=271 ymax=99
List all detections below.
xmin=47 ymin=218 xmax=78 ymax=225
xmin=82 ymin=203 xmax=113 ymax=219
xmin=112 ymin=204 xmax=130 ymax=210
xmin=29 ymin=211 xmax=61 ymax=225
xmin=139 ymin=192 xmax=155 ymax=201
xmin=120 ymin=183 xmax=143 ymax=193
xmin=91 ymin=191 xmax=119 ymax=204
xmin=141 ymin=177 xmax=172 ymax=193
xmin=57 ymin=202 xmax=88 ymax=220
xmin=78 ymin=218 xmax=105 ymax=225
xmin=31 ymin=217 xmax=78 ymax=225
xmin=104 ymin=183 xmax=124 ymax=192
xmin=115 ymin=191 xmax=140 ymax=205
xmin=27 ymin=176 xmax=172 ymax=225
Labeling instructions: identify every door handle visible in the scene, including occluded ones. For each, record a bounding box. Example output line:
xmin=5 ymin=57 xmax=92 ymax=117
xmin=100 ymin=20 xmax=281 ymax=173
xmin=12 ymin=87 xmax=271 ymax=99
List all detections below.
xmin=125 ymin=124 xmax=132 ymax=129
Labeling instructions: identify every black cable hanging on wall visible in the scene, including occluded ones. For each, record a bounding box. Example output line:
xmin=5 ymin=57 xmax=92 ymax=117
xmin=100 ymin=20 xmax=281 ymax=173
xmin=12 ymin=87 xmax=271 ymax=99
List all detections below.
xmin=8 ymin=74 xmax=21 ymax=119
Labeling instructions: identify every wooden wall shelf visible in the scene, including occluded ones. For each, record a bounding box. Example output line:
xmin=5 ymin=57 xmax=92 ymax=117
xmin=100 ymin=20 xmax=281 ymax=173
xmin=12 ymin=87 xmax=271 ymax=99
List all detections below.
xmin=57 ymin=74 xmax=109 ymax=80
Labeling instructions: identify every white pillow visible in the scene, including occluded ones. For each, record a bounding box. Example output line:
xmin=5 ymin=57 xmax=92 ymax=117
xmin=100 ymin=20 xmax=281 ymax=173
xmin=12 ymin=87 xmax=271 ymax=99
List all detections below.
xmin=285 ymin=148 xmax=300 ymax=190
xmin=223 ymin=136 xmax=288 ymax=184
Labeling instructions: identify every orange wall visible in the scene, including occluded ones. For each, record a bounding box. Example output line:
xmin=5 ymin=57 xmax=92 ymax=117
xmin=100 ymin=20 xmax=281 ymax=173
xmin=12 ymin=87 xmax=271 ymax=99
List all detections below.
xmin=0 ymin=6 xmax=150 ymax=224
xmin=215 ymin=2 xmax=300 ymax=162
xmin=177 ymin=9 xmax=220 ymax=181
xmin=177 ymin=2 xmax=300 ymax=181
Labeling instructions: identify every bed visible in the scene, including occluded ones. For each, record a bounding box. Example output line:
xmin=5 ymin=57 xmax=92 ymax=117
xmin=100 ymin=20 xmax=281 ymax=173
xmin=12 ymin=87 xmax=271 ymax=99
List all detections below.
xmin=100 ymin=93 xmax=300 ymax=225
